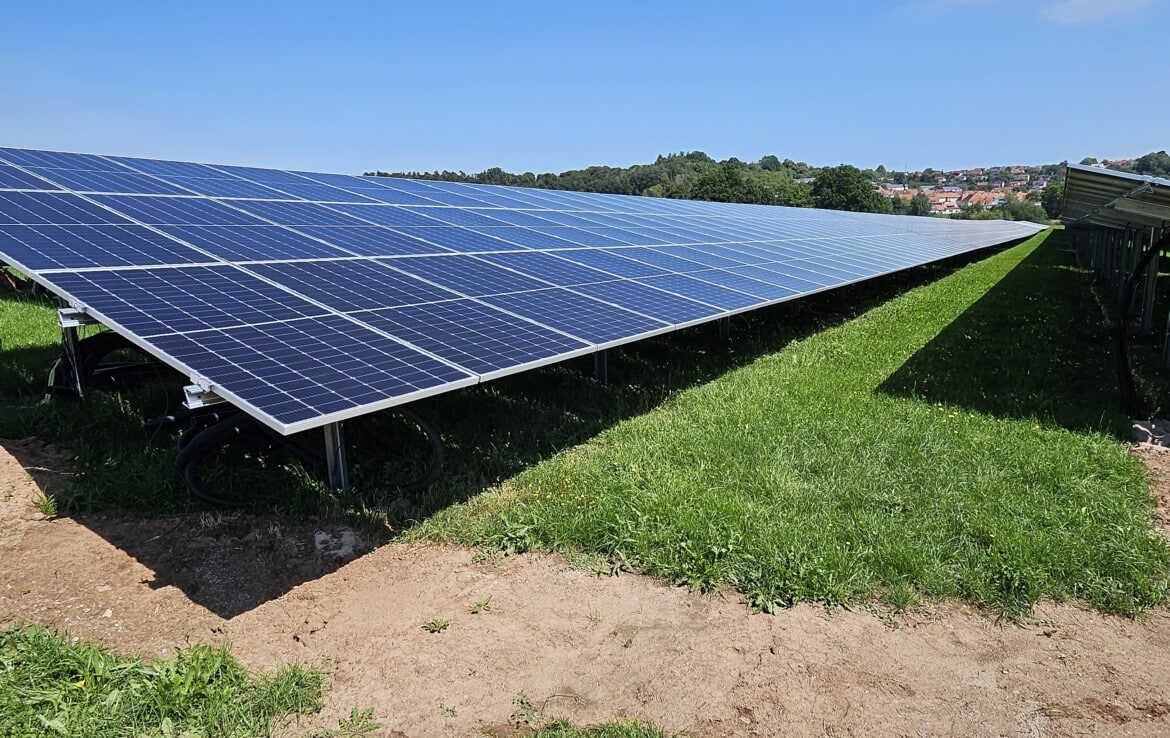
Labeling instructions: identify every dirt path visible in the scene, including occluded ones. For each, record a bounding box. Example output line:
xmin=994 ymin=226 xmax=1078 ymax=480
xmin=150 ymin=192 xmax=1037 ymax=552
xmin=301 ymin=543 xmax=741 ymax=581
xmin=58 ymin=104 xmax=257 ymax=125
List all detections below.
xmin=4 ymin=436 xmax=1170 ymax=737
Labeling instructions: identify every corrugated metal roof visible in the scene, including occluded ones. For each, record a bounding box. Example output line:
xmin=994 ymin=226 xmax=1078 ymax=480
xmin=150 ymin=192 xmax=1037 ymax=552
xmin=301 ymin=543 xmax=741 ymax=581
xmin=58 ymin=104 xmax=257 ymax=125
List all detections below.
xmin=1062 ymin=163 xmax=1170 ymax=230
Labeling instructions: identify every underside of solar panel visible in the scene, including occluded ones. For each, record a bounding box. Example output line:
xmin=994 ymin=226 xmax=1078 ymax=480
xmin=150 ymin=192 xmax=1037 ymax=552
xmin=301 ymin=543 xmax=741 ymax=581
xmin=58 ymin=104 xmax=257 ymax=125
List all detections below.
xmin=0 ymin=148 xmax=1046 ymax=435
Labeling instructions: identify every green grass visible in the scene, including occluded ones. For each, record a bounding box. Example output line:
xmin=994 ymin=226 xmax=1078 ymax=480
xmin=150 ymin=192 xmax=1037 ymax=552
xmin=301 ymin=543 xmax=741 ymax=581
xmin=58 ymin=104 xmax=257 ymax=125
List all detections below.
xmin=413 ymin=231 xmax=1170 ymax=616
xmin=535 ymin=720 xmax=666 ymax=737
xmin=0 ymin=291 xmax=62 ymax=397
xmin=0 ymin=623 xmax=323 ymax=738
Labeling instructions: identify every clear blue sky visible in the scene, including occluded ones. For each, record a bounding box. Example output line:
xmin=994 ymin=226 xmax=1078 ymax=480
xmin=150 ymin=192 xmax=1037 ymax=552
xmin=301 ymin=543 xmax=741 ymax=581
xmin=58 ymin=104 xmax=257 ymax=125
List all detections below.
xmin=2 ymin=1 xmax=1166 ymax=175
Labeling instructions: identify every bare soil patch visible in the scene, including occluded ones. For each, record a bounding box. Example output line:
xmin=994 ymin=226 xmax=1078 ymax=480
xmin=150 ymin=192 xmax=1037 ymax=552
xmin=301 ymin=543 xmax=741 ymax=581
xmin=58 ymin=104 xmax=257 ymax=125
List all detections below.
xmin=4 ymin=436 xmax=1170 ymax=737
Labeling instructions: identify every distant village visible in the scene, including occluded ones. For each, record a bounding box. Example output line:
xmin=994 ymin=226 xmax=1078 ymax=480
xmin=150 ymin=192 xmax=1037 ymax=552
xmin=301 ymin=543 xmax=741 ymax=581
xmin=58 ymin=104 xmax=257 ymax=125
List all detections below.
xmin=871 ymin=162 xmax=1081 ymax=216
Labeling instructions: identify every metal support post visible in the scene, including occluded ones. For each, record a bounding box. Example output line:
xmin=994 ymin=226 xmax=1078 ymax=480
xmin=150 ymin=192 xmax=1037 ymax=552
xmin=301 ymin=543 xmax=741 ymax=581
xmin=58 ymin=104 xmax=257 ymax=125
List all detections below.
xmin=1114 ymin=230 xmax=1124 ymax=301
xmin=323 ymin=422 xmax=350 ymax=494
xmin=61 ymin=325 xmax=82 ymax=395
xmin=57 ymin=305 xmax=96 ymax=396
xmin=717 ymin=316 xmax=730 ymax=343
xmin=594 ymin=349 xmax=608 ymax=385
xmin=1124 ymin=228 xmax=1137 ymax=309
xmin=1141 ymin=227 xmax=1159 ymax=333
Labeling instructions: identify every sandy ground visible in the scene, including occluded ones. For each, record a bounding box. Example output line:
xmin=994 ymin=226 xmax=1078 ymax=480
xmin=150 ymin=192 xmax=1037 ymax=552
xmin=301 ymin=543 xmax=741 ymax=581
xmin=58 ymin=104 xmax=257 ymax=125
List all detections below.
xmin=4 ymin=436 xmax=1170 ymax=737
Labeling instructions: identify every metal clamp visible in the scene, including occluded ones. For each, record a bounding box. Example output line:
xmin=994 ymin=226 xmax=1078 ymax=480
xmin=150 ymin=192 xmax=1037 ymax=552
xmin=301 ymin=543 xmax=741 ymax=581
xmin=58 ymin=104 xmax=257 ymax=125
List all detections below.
xmin=184 ymin=383 xmax=225 ymax=409
xmin=58 ymin=307 xmax=98 ymax=329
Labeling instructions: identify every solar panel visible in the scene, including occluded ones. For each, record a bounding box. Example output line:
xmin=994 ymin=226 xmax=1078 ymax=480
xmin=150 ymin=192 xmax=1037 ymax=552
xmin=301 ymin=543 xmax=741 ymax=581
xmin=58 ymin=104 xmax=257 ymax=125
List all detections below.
xmin=0 ymin=147 xmax=1046 ymax=435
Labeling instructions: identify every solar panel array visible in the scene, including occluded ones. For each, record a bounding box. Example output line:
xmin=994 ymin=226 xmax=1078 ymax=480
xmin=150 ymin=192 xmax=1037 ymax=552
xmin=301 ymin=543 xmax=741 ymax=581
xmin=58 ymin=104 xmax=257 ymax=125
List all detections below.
xmin=0 ymin=148 xmax=1045 ymax=434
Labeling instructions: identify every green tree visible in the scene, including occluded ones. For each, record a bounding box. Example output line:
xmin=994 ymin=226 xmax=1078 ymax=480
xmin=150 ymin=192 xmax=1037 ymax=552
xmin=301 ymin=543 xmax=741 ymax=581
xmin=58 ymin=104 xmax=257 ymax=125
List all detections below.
xmin=1041 ymin=181 xmax=1065 ymax=219
xmin=688 ymin=162 xmax=769 ymax=204
xmin=1080 ymin=157 xmax=1098 ymax=166
xmin=811 ymin=165 xmax=891 ymax=213
xmin=996 ymin=195 xmax=1049 ymax=224
xmin=1134 ymin=151 xmax=1170 ymax=178
xmin=907 ymin=191 xmax=933 ymax=216
xmin=759 ymin=155 xmax=782 ymax=171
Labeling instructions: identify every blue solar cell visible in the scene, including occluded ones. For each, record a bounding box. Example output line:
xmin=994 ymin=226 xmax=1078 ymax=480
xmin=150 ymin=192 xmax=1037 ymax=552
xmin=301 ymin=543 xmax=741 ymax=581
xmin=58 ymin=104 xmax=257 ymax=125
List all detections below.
xmin=477 ymin=251 xmax=615 ymax=287
xmin=48 ymin=265 xmax=328 ymax=337
xmin=259 ymin=181 xmax=382 ymax=203
xmin=250 ymin=259 xmax=463 ymax=311
xmin=359 ymin=177 xmax=449 ymax=194
xmin=750 ymin=240 xmax=825 ymax=259
xmin=443 ymin=189 xmax=535 ymax=208
xmin=157 ymin=225 xmax=353 ymax=261
xmin=575 ymin=280 xmax=721 ymax=324
xmin=591 ymin=227 xmax=671 ymax=246
xmin=340 ymin=185 xmax=445 ymax=206
xmin=482 ymin=288 xmax=668 ymax=345
xmin=24 ymin=168 xmax=190 ymax=196
xmin=0 ymin=224 xmax=208 ymax=270
xmin=209 ymin=164 xmax=310 ymax=185
xmin=469 ymin=209 xmax=559 ymax=227
xmin=415 ymin=207 xmax=511 ymax=228
xmin=295 ymin=225 xmax=454 ymax=256
xmin=687 ymin=269 xmax=797 ymax=301
xmin=633 ymin=225 xmax=717 ymax=243
xmin=111 ymin=157 xmax=230 ymax=179
xmin=329 ymin=204 xmax=447 ymax=227
xmin=531 ymin=227 xmax=632 ymax=247
xmin=388 ymin=226 xmax=520 ymax=253
xmin=289 ymin=171 xmax=376 ymax=189
xmin=730 ymin=265 xmax=831 ymax=293
xmin=652 ymin=246 xmax=746 ymax=268
xmin=611 ymin=247 xmax=707 ymax=272
xmin=0 ymin=148 xmax=127 ymax=171
xmin=229 ymin=200 xmax=367 ymax=226
xmin=359 ymin=299 xmax=589 ymax=375
xmin=530 ymin=211 xmax=611 ymax=227
xmin=88 ymin=195 xmax=264 ymax=226
xmin=0 ymin=166 xmax=59 ymax=191
xmin=700 ymin=243 xmax=775 ymax=264
xmin=149 ymin=315 xmax=473 ymax=428
xmin=380 ymin=255 xmax=550 ymax=296
xmin=571 ymin=213 xmax=640 ymax=228
xmin=0 ymin=192 xmax=132 ymax=225
xmin=159 ymin=175 xmax=293 ymax=199
xmin=637 ymin=274 xmax=758 ymax=310
xmin=465 ymin=227 xmax=576 ymax=250
xmin=760 ymin=260 xmax=861 ymax=283
xmin=402 ymin=182 xmax=496 ymax=207
xmin=554 ymin=249 xmax=669 ymax=278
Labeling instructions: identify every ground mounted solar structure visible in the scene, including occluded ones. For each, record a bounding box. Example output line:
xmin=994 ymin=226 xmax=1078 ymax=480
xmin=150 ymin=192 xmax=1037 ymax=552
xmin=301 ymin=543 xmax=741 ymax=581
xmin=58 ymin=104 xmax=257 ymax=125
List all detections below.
xmin=0 ymin=148 xmax=1046 ymax=490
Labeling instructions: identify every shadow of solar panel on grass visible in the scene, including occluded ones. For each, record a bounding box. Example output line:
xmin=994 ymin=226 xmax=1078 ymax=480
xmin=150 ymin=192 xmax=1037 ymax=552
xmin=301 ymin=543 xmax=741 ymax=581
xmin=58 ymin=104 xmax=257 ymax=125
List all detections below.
xmin=876 ymin=231 xmax=1130 ymax=437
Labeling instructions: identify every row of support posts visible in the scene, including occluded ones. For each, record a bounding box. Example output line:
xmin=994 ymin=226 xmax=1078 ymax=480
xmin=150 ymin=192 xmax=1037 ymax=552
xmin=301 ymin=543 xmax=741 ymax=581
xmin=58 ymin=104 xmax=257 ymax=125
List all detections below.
xmin=1068 ymin=223 xmax=1167 ymax=364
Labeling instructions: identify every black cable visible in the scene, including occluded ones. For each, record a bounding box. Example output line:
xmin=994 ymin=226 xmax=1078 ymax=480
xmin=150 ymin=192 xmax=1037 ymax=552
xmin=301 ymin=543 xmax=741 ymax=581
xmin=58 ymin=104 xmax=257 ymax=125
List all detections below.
xmin=352 ymin=407 xmax=444 ymax=497
xmin=45 ymin=330 xmax=169 ymax=398
xmin=176 ymin=410 xmax=272 ymax=506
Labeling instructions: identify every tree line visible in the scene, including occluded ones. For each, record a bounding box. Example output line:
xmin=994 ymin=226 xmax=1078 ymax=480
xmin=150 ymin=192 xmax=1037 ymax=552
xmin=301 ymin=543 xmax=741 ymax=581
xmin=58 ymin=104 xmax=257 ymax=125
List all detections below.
xmin=1081 ymin=151 xmax=1170 ymax=179
xmin=366 ymin=149 xmax=1156 ymax=225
